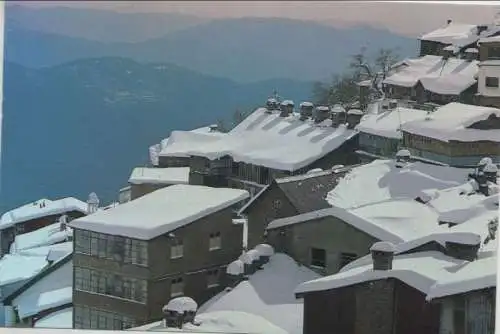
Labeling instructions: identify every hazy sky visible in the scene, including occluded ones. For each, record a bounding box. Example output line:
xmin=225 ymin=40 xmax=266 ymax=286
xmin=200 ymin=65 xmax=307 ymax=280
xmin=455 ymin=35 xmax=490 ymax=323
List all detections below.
xmin=13 ymin=1 xmax=500 ymax=37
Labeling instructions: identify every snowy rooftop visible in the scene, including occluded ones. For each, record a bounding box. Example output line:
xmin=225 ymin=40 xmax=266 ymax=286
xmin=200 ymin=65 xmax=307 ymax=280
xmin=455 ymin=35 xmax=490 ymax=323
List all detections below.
xmin=0 ymin=197 xmax=87 ymax=230
xmin=420 ymin=22 xmax=487 ymax=47
xmin=159 ymin=108 xmax=357 ymax=172
xmin=296 ymin=251 xmax=465 ymax=295
xmin=356 ymin=107 xmax=429 ymax=139
xmin=34 ymin=307 xmax=72 ymax=329
xmin=131 ymin=311 xmax=288 ymax=334
xmin=10 ymin=222 xmax=73 ymax=254
xmin=326 ymin=159 xmax=469 ymax=209
xmin=15 ymin=242 xmax=73 ymax=262
xmin=0 ymin=254 xmax=48 ymax=287
xmin=69 ymin=185 xmax=249 ymax=240
xmin=478 ymin=34 xmax=500 ymax=44
xmin=402 ymin=102 xmax=500 ymax=142
xmin=383 ymin=55 xmax=478 ymax=95
xmin=198 ymin=253 xmax=320 ymax=334
xmin=129 ymin=167 xmax=190 ymax=185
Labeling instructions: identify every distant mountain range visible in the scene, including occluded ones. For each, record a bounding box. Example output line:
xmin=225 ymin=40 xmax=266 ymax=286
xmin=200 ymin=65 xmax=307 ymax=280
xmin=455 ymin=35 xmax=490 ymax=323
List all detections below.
xmin=6 ymin=7 xmax=419 ymax=83
xmin=1 ymin=58 xmax=313 ymax=211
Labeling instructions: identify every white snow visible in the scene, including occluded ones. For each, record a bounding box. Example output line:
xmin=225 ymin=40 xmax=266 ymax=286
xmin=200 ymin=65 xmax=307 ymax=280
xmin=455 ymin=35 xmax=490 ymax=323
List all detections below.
xmin=255 ymin=244 xmax=274 ymax=257
xmin=226 ymin=260 xmax=245 ymax=275
xmin=370 ymin=241 xmax=396 ymax=253
xmin=420 ymin=22 xmax=479 ymax=46
xmin=163 ymin=297 xmax=198 ymax=313
xmin=15 ymin=241 xmax=73 ymax=261
xmin=479 ymin=35 xmax=500 ymax=44
xmin=436 ymin=194 xmax=499 ymax=225
xmin=129 ymin=167 xmax=190 ymax=185
xmin=402 ymin=102 xmax=500 ymax=142
xmin=159 ymin=108 xmax=357 ymax=172
xmin=0 ymin=197 xmax=87 ymax=230
xmin=9 ymin=222 xmax=73 ymax=254
xmin=484 ymin=163 xmax=498 ymax=173
xmin=383 ymin=55 xmax=478 ymax=95
xmin=0 ymin=254 xmax=48 ymax=287
xmin=239 ymin=249 xmax=260 ymax=264
xmin=34 ymin=307 xmax=73 ymax=329
xmin=395 ymin=232 xmax=482 ymax=256
xmin=199 ymin=253 xmax=320 ymax=334
xmin=326 ymin=159 xmax=469 ymax=209
xmin=296 ymin=251 xmax=465 ymax=295
xmin=69 ymin=185 xmax=249 ymax=240
xmin=422 ymin=181 xmax=482 ymax=212
xmin=300 ymin=102 xmax=314 ymax=107
xmin=426 ymin=255 xmax=497 ymax=300
xmin=131 ymin=311 xmax=289 ymax=334
xmin=356 ymin=107 xmax=429 ymax=139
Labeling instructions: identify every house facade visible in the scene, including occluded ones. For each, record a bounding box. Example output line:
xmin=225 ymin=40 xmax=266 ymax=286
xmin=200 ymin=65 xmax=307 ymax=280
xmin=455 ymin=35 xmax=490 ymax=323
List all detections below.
xmin=128 ymin=167 xmax=190 ymax=200
xmin=69 ymin=185 xmax=249 ymax=330
xmin=476 ymin=36 xmax=500 ymax=108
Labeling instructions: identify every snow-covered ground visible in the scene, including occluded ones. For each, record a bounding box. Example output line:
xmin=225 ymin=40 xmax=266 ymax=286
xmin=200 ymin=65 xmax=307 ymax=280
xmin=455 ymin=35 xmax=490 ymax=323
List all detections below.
xmin=198 ymin=253 xmax=320 ymax=334
xmin=326 ymin=159 xmax=470 ymax=209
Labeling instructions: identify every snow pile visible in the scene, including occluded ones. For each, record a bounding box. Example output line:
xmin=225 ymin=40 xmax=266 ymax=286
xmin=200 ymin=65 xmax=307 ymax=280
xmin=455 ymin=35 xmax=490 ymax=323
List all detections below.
xmin=0 ymin=254 xmax=48 ymax=287
xmin=239 ymin=249 xmax=260 ymax=264
xmin=160 ymin=108 xmax=357 ymax=172
xmin=420 ymin=22 xmax=479 ymax=46
xmin=370 ymin=241 xmax=395 ymax=253
xmin=0 ymin=197 xmax=87 ymax=230
xmin=34 ymin=307 xmax=72 ymax=329
xmin=199 ymin=253 xmax=320 ymax=334
xmin=163 ymin=297 xmax=198 ymax=314
xmin=129 ymin=167 xmax=190 ymax=185
xmin=132 ymin=311 xmax=289 ymax=334
xmin=356 ymin=107 xmax=429 ymax=139
xmin=69 ymin=185 xmax=249 ymax=240
xmin=296 ymin=251 xmax=464 ymax=295
xmin=255 ymin=244 xmax=274 ymax=257
xmin=402 ymin=102 xmax=500 ymax=142
xmin=326 ymin=159 xmax=469 ymax=209
xmin=9 ymin=221 xmax=73 ymax=254
xmin=226 ymin=260 xmax=245 ymax=276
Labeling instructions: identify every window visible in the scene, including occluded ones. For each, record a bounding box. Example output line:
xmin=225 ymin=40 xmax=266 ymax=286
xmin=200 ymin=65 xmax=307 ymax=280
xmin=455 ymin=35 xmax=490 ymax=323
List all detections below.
xmin=74 ymin=305 xmax=136 ymax=330
xmin=209 ymin=232 xmax=221 ymax=251
xmin=310 ymin=248 xmax=326 ymax=268
xmin=485 ymin=76 xmax=499 ymax=88
xmin=488 ymin=46 xmax=500 ymax=60
xmin=171 ymin=242 xmax=184 ymax=259
xmin=171 ymin=277 xmax=184 ymax=297
xmin=339 ymin=252 xmax=357 ymax=269
xmin=272 ymin=199 xmax=282 ymax=210
xmin=207 ymin=269 xmax=219 ymax=288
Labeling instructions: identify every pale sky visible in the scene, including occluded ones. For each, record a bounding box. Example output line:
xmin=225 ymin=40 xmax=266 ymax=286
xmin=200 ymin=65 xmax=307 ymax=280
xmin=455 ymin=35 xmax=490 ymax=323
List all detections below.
xmin=13 ymin=1 xmax=500 ymax=37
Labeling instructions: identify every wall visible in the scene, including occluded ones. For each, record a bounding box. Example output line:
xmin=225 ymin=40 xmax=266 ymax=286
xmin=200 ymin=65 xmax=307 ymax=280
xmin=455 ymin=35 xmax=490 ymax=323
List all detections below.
xmin=267 ymin=216 xmax=378 ymax=275
xmin=157 ymin=156 xmax=190 ymax=168
xmin=420 ymin=40 xmax=445 ymax=57
xmin=478 ymin=64 xmax=500 ymax=97
xmin=479 ymin=42 xmax=500 ymax=62
xmin=359 ymin=133 xmax=400 ymax=158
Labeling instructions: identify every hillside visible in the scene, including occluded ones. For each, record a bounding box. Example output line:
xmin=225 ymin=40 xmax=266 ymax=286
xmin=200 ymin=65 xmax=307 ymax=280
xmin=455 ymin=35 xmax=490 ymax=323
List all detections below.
xmin=1 ymin=58 xmax=313 ymax=212
xmin=5 ymin=17 xmax=418 ymax=83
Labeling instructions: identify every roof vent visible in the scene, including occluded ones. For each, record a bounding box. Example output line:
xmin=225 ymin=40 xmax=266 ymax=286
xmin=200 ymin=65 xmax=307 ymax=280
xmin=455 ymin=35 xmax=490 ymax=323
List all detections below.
xmin=370 ymin=241 xmax=395 ymax=271
xmin=266 ymin=98 xmax=278 ymax=112
xmin=299 ymin=102 xmax=314 ymax=121
xmin=280 ymin=100 xmax=294 ymax=117
xmin=162 ymin=297 xmax=198 ymax=329
xmin=314 ymin=106 xmax=331 ymax=124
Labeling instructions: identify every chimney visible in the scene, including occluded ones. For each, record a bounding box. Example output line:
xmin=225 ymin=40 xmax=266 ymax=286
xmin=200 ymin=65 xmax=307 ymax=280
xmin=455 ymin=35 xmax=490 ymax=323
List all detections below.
xmin=225 ymin=259 xmax=245 ymax=288
xmin=346 ymin=109 xmax=364 ymax=129
xmin=447 ymin=19 xmax=452 ymax=25
xmin=370 ymin=241 xmax=395 ymax=271
xmin=483 ymin=163 xmax=498 ymax=184
xmin=279 ymin=100 xmax=294 ymax=117
xmin=87 ymin=192 xmax=100 ymax=214
xmin=395 ymin=149 xmax=411 ymax=168
xmin=299 ymin=102 xmax=314 ymax=121
xmin=59 ymin=215 xmax=68 ymax=232
xmin=464 ymin=48 xmax=479 ymax=61
xmin=266 ymin=98 xmax=278 ymax=111
xmin=444 ymin=233 xmax=481 ymax=261
xmin=162 ymin=297 xmax=198 ymax=329
xmin=314 ymin=106 xmax=331 ymax=123
xmin=208 ymin=124 xmax=219 ymax=132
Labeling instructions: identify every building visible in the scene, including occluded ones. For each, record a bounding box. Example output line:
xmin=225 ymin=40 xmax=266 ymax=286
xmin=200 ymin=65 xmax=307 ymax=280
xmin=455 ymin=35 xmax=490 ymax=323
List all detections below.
xmin=128 ymin=167 xmax=190 ymax=200
xmin=0 ymin=197 xmax=88 ymax=257
xmin=401 ymin=102 xmax=500 ymax=166
xmin=383 ymin=55 xmax=479 ymax=105
xmin=2 ymin=252 xmax=73 ymax=328
xmin=355 ymin=105 xmax=429 ymax=160
xmin=68 ymin=185 xmax=249 ymax=330
xmin=238 ymin=166 xmax=356 ymax=249
xmin=158 ymin=105 xmax=359 ymax=197
xmin=476 ymin=35 xmax=500 ymax=108
xmin=419 ymin=20 xmax=500 ymax=58
xmin=265 ymin=198 xmax=446 ymax=275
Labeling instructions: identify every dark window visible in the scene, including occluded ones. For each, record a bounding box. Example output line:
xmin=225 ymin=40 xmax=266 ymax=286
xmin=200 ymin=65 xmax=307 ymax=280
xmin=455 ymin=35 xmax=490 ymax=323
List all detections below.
xmin=453 ymin=309 xmax=465 ymax=334
xmin=488 ymin=46 xmax=500 ymax=60
xmin=272 ymin=199 xmax=282 ymax=210
xmin=485 ymin=77 xmax=499 ymax=88
xmin=340 ymin=252 xmax=358 ymax=268
xmin=310 ymin=248 xmax=326 ymax=268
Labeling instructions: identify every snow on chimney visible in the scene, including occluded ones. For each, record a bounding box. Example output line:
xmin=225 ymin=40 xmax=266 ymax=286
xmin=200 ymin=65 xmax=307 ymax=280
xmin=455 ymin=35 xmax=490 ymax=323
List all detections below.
xmin=87 ymin=192 xmax=100 ymax=214
xmin=162 ymin=297 xmax=198 ymax=329
xmin=370 ymin=241 xmax=395 ymax=271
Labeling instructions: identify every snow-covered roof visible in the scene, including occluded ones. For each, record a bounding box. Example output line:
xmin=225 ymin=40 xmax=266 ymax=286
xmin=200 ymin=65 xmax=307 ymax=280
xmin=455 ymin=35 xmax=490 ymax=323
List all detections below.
xmin=401 ymin=102 xmax=500 ymax=142
xmin=128 ymin=167 xmax=190 ymax=185
xmin=427 ymin=255 xmax=496 ymax=300
xmin=356 ymin=107 xmax=429 ymax=139
xmin=436 ymin=194 xmax=498 ymax=225
xmin=383 ymin=55 xmax=478 ymax=95
xmin=0 ymin=197 xmax=87 ymax=230
xmin=69 ymin=185 xmax=249 ymax=240
xmin=0 ymin=254 xmax=48 ymax=287
xmin=159 ymin=108 xmax=357 ymax=172
xmin=326 ymin=159 xmax=469 ymax=209
xmin=131 ymin=311 xmax=289 ymax=334
xmin=295 ymin=251 xmax=465 ymax=295
xmin=34 ymin=307 xmax=72 ymax=329
xmin=268 ymin=199 xmax=445 ymax=244
xmin=420 ymin=23 xmax=478 ymax=46
xmin=199 ymin=253 xmax=320 ymax=334
xmin=163 ymin=296 xmax=198 ymax=313
xmin=10 ymin=222 xmax=73 ymax=254
xmin=15 ymin=242 xmax=73 ymax=262
xmin=478 ymin=34 xmax=500 ymax=44
xmin=13 ymin=259 xmax=72 ymax=319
